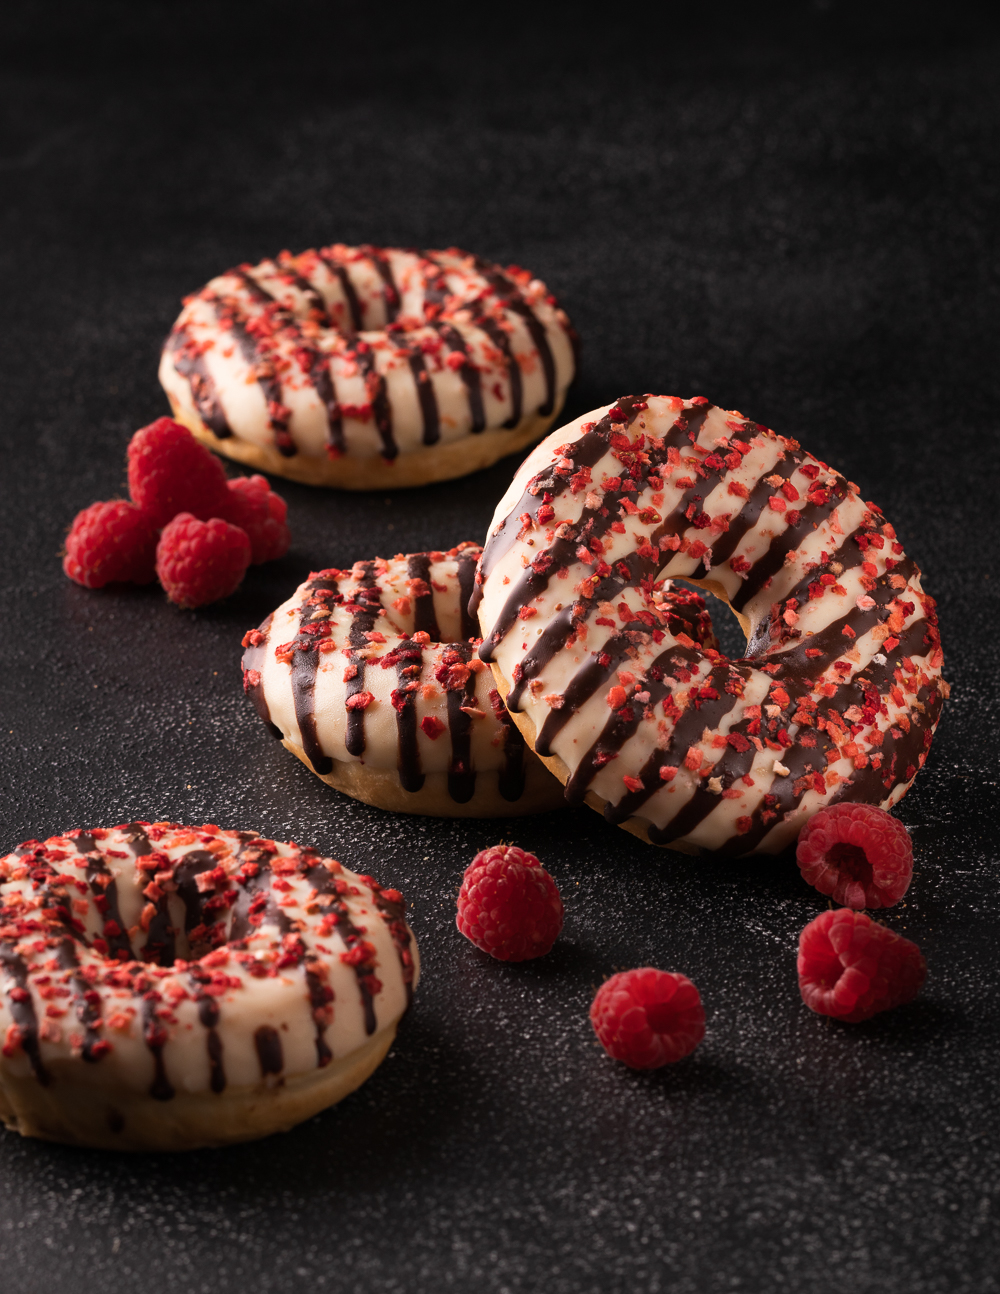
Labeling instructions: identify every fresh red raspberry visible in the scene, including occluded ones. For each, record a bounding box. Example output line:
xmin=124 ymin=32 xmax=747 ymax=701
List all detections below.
xmin=155 ymin=513 xmax=251 ymax=608
xmin=797 ymin=908 xmax=926 ymax=1023
xmin=796 ymin=803 xmax=913 ymax=908
xmin=127 ymin=417 xmax=230 ymax=529
xmin=456 ymin=844 xmax=563 ymax=961
xmin=218 ymin=475 xmax=291 ymax=564
xmin=590 ymin=968 xmax=705 ymax=1069
xmin=63 ymin=500 xmax=158 ymax=588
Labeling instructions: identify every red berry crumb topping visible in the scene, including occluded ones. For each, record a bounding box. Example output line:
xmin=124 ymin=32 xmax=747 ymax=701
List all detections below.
xmin=456 ymin=844 xmax=563 ymax=962
xmin=219 ymin=474 xmax=291 ymax=564
xmin=63 ymin=500 xmax=158 ymax=588
xmin=590 ymin=968 xmax=705 ymax=1069
xmin=155 ymin=513 xmax=252 ymax=609
xmin=127 ymin=417 xmax=230 ymax=529
xmin=797 ymin=908 xmax=926 ymax=1023
xmin=796 ymin=803 xmax=913 ymax=908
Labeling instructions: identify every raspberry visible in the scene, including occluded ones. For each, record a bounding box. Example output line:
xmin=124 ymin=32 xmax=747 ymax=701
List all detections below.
xmin=797 ymin=908 xmax=926 ymax=1023
xmin=63 ymin=500 xmax=158 ymax=588
xmin=127 ymin=417 xmax=230 ymax=529
xmin=796 ymin=803 xmax=913 ymax=908
xmin=218 ymin=475 xmax=291 ymax=564
xmin=155 ymin=513 xmax=252 ymax=608
xmin=590 ymin=968 xmax=705 ymax=1069
xmin=456 ymin=844 xmax=563 ymax=961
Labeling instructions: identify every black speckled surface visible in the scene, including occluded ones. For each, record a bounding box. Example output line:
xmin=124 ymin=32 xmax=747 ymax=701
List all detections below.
xmin=1 ymin=6 xmax=999 ymax=1291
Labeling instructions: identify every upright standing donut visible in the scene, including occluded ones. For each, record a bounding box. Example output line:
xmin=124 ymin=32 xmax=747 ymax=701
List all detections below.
xmin=159 ymin=245 xmax=577 ymax=490
xmin=473 ymin=396 xmax=947 ymax=855
xmin=242 ymin=544 xmax=717 ymax=817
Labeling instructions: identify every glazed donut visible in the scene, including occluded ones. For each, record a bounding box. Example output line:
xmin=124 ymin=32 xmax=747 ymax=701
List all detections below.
xmin=472 ymin=395 xmax=948 ymax=856
xmin=241 ymin=543 xmax=716 ymax=818
xmin=0 ymin=823 xmax=417 ymax=1151
xmin=159 ymin=244 xmax=577 ymax=490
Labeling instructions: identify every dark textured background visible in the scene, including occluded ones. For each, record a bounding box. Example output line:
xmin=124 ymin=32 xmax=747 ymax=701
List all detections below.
xmin=1 ymin=4 xmax=999 ymax=1291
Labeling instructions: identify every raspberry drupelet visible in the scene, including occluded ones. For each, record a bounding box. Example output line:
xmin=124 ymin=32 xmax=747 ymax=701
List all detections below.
xmin=63 ymin=499 xmax=158 ymax=588
xmin=155 ymin=513 xmax=252 ymax=608
xmin=127 ymin=417 xmax=231 ymax=529
xmin=456 ymin=844 xmax=563 ymax=961
xmin=796 ymin=803 xmax=914 ymax=908
xmin=590 ymin=968 xmax=705 ymax=1069
xmin=797 ymin=908 xmax=926 ymax=1023
xmin=220 ymin=474 xmax=291 ymax=564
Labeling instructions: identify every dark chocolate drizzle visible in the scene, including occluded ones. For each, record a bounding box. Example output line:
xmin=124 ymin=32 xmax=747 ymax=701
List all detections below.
xmin=407 ymin=347 xmax=441 ymax=446
xmin=445 ymin=641 xmax=477 ymax=803
xmin=344 ymin=563 xmax=381 ymax=757
xmin=290 ymin=575 xmax=341 ymax=775
xmin=168 ymin=328 xmax=232 ymax=438
xmin=0 ymin=943 xmax=51 ymax=1084
xmin=439 ymin=324 xmax=486 ymax=432
xmin=407 ymin=553 xmax=441 ymax=639
xmin=318 ymin=252 xmax=364 ymax=332
xmin=254 ymin=1025 xmax=284 ymax=1076
xmin=305 ymin=859 xmax=377 ymax=1037
xmin=189 ymin=964 xmax=227 ymax=1093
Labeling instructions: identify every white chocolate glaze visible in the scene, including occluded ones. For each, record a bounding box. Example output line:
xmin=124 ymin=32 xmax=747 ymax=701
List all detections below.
xmin=473 ymin=396 xmax=948 ymax=855
xmin=242 ymin=544 xmax=717 ymax=815
xmin=0 ymin=824 xmax=417 ymax=1111
xmin=159 ymin=244 xmax=576 ymax=472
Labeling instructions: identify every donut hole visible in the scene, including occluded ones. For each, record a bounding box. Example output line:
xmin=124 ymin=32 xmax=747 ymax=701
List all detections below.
xmin=677 ymin=578 xmax=752 ymax=662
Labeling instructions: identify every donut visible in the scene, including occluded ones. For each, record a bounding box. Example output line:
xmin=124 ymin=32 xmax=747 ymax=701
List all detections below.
xmin=472 ymin=395 xmax=948 ymax=856
xmin=159 ymin=244 xmax=577 ymax=490
xmin=0 ymin=823 xmax=417 ymax=1151
xmin=241 ymin=543 xmax=716 ymax=818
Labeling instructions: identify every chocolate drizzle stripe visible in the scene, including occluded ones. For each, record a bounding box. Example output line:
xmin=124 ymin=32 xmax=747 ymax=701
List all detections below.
xmin=85 ymin=853 xmax=134 ymax=961
xmin=306 ymin=862 xmax=378 ymax=1036
xmin=476 ymin=316 xmax=522 ymax=429
xmin=392 ymin=641 xmax=425 ymax=794
xmin=190 ymin=976 xmax=226 ymax=1093
xmin=352 ymin=342 xmax=396 ymax=460
xmin=473 ymin=260 xmax=557 ymax=415
xmin=365 ymin=248 xmax=400 ymax=323
xmin=254 ymin=1025 xmax=284 ymax=1076
xmin=0 ymin=944 xmax=51 ymax=1084
xmin=169 ymin=328 xmax=232 ymax=438
xmin=142 ymin=993 xmax=175 ymax=1101
xmin=440 ymin=324 xmax=486 ymax=432
xmin=407 ymin=348 xmax=441 ymax=445
xmin=210 ymin=291 xmax=295 ymax=456
xmin=406 ymin=554 xmax=441 ymax=639
xmin=274 ymin=265 xmax=332 ymax=326
xmin=456 ymin=550 xmax=480 ymax=641
xmin=290 ymin=576 xmax=340 ymax=775
xmin=446 ymin=642 xmax=477 ymax=803
xmin=497 ymin=709 xmax=527 ymax=801
xmin=345 ymin=563 xmax=381 ymax=757
xmin=56 ymin=937 xmax=105 ymax=1063
xmin=318 ymin=255 xmax=365 ymax=332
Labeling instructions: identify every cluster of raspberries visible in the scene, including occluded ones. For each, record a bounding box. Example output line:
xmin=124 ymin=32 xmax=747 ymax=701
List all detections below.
xmin=455 ymin=804 xmax=924 ymax=1070
xmin=63 ymin=418 xmax=291 ymax=608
